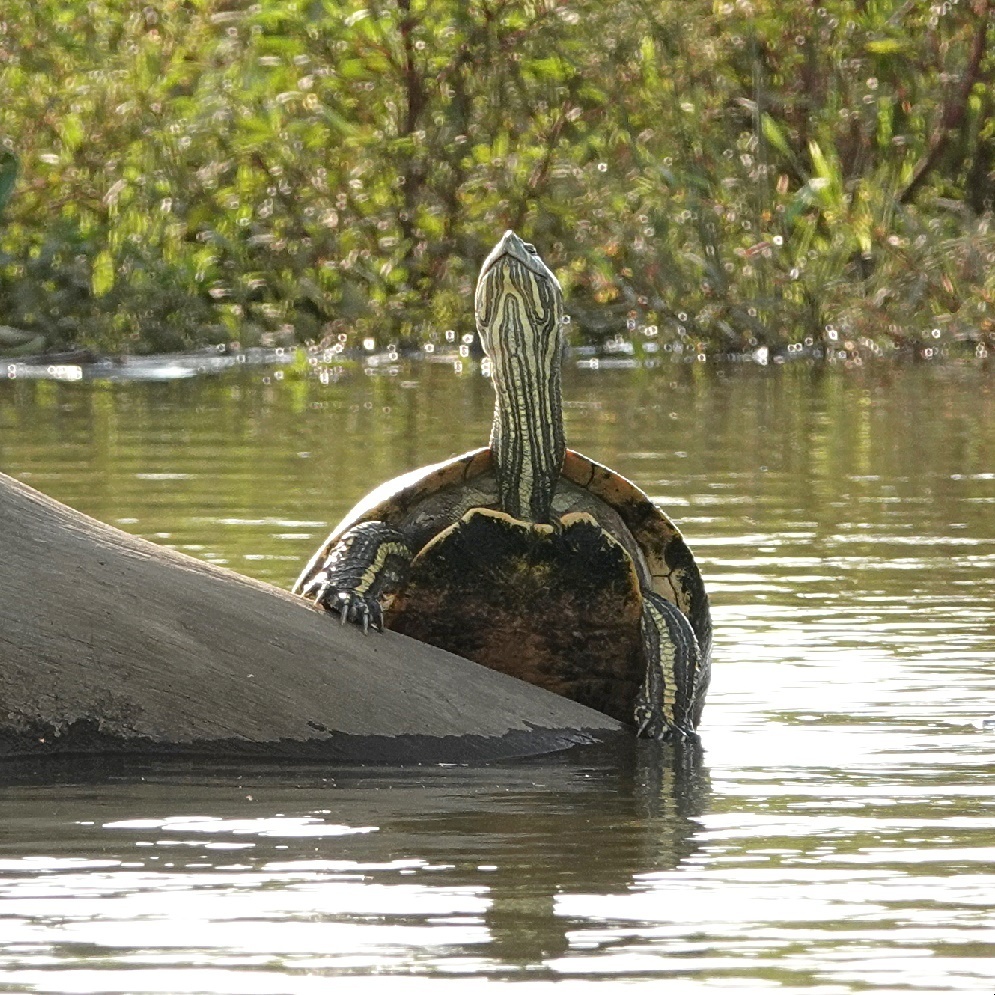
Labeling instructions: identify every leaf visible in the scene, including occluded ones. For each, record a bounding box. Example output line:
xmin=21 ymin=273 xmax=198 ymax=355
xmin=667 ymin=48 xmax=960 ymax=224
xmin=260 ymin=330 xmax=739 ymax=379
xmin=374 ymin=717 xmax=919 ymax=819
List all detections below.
xmin=525 ymin=56 xmax=568 ymax=83
xmin=92 ymin=250 xmax=115 ymax=297
xmin=59 ymin=114 xmax=85 ymax=154
xmin=761 ymin=114 xmax=793 ymax=160
xmin=808 ymin=141 xmax=833 ymax=184
xmin=0 ymin=149 xmax=17 ymax=214
xmin=338 ymin=59 xmax=370 ymax=80
xmin=640 ymin=34 xmax=659 ymax=87
xmin=865 ymin=38 xmax=907 ymax=56
xmin=806 ymin=140 xmax=845 ymax=213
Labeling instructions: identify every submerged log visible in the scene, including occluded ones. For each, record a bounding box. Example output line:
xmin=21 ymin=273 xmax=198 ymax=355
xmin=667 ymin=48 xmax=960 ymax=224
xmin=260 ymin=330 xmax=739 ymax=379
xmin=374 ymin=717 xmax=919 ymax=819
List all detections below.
xmin=0 ymin=472 xmax=621 ymax=765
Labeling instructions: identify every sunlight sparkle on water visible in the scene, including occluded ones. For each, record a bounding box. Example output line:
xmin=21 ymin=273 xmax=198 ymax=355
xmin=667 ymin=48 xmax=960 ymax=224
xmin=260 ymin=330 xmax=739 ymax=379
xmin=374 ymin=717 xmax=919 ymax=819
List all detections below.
xmin=1 ymin=362 xmax=993 ymax=990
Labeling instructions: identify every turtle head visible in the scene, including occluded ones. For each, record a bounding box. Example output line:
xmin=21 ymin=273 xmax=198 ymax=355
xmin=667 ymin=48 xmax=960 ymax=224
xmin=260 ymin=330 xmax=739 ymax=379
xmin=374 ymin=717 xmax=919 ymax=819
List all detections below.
xmin=475 ymin=230 xmax=564 ymax=359
xmin=474 ymin=230 xmax=566 ymax=523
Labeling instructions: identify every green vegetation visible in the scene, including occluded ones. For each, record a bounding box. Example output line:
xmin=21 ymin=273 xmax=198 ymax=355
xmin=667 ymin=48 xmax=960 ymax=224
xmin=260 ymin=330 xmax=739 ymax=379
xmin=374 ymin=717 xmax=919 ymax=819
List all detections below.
xmin=2 ymin=0 xmax=995 ymax=358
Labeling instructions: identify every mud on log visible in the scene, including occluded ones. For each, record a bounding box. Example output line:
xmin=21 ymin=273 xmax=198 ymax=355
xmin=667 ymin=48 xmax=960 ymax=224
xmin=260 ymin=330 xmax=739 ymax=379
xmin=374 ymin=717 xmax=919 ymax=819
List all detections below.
xmin=0 ymin=473 xmax=620 ymax=765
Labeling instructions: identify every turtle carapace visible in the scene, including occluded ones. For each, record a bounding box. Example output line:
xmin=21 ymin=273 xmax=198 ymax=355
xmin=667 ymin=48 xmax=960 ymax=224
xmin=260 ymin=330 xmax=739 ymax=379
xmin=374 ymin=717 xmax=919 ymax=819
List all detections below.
xmin=294 ymin=231 xmax=711 ymax=741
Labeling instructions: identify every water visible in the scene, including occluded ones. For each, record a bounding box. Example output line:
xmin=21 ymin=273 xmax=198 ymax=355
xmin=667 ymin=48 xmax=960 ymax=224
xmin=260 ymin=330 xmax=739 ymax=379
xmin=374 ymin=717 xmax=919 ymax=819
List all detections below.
xmin=1 ymin=359 xmax=994 ymax=991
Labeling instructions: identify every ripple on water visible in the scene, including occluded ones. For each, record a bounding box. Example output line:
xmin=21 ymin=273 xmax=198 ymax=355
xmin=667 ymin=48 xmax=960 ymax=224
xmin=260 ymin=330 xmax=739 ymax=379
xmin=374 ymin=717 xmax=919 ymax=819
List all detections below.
xmin=1 ymin=363 xmax=994 ymax=990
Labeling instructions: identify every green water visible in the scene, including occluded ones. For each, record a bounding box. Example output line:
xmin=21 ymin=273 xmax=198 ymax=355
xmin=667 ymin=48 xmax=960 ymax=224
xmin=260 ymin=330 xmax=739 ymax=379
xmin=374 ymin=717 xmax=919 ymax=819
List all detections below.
xmin=1 ymin=359 xmax=994 ymax=991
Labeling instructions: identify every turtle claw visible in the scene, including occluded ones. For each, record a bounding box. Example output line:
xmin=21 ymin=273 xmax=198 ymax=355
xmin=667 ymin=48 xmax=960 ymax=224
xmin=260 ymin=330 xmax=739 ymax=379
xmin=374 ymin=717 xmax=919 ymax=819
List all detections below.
xmin=294 ymin=521 xmax=410 ymax=635
xmin=634 ymin=695 xmax=695 ymax=744
xmin=634 ymin=699 xmax=667 ymax=741
xmin=303 ymin=578 xmax=384 ymax=634
xmin=332 ymin=591 xmax=383 ymax=633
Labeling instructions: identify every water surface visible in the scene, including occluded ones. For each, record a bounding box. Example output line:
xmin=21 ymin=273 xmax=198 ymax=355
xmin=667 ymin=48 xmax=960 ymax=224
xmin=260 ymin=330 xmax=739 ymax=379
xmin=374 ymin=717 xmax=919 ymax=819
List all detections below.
xmin=1 ymin=359 xmax=994 ymax=991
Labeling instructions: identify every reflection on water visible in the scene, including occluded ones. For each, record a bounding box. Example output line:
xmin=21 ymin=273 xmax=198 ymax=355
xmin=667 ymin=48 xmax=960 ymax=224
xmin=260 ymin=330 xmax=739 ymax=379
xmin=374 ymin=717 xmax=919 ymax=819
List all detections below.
xmin=0 ymin=748 xmax=706 ymax=990
xmin=1 ymin=361 xmax=994 ymax=990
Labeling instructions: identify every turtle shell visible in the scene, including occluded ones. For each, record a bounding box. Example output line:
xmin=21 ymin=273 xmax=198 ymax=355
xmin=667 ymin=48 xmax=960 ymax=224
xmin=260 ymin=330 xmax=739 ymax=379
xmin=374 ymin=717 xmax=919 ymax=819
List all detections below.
xmin=559 ymin=449 xmax=712 ymax=667
xmin=387 ymin=507 xmax=648 ymax=722
xmin=302 ymin=446 xmax=711 ymax=724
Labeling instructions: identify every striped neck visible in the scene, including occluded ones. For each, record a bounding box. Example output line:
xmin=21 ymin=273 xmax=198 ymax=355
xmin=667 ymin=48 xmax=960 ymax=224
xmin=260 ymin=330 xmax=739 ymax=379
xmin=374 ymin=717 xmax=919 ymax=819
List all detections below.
xmin=475 ymin=231 xmax=566 ymax=523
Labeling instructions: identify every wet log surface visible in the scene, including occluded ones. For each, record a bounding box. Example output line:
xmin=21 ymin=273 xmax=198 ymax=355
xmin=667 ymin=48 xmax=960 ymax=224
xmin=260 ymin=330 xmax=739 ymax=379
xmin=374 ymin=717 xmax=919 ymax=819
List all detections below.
xmin=0 ymin=472 xmax=621 ymax=766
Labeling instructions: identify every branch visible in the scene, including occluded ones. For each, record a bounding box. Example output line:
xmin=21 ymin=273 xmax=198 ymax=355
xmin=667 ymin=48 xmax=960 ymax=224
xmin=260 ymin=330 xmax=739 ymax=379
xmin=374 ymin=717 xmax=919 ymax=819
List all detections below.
xmin=0 ymin=472 xmax=619 ymax=764
xmin=899 ymin=0 xmax=993 ymax=205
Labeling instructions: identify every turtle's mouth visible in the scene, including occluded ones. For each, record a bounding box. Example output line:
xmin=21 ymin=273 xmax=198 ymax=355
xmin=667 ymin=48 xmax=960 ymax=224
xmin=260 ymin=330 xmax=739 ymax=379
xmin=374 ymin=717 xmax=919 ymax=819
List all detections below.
xmin=475 ymin=232 xmax=563 ymax=340
xmin=475 ymin=233 xmax=563 ymax=361
xmin=480 ymin=230 xmax=551 ymax=281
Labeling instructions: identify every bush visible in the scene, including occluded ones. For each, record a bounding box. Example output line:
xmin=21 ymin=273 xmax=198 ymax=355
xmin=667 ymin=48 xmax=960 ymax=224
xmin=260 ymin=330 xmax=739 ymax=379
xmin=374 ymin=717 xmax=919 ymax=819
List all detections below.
xmin=1 ymin=0 xmax=994 ymax=358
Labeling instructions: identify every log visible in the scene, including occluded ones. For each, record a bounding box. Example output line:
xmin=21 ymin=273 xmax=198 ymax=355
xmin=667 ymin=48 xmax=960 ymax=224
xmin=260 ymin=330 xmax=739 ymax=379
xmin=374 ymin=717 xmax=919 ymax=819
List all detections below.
xmin=0 ymin=472 xmax=621 ymax=765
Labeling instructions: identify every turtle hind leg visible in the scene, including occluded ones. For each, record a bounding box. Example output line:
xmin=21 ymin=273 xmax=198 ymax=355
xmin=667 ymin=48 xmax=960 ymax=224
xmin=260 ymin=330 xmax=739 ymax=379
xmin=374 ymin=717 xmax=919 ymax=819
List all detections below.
xmin=296 ymin=521 xmax=414 ymax=633
xmin=636 ymin=591 xmax=701 ymax=742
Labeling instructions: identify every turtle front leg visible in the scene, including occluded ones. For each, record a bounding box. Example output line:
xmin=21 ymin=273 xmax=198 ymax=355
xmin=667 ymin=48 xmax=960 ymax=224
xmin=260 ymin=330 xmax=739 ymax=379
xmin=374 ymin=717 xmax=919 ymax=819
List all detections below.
xmin=295 ymin=521 xmax=414 ymax=633
xmin=635 ymin=591 xmax=702 ymax=742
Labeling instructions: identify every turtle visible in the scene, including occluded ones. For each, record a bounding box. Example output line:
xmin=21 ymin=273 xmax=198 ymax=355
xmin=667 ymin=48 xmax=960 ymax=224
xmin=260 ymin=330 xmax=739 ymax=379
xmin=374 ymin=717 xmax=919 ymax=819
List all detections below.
xmin=293 ymin=230 xmax=711 ymax=741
